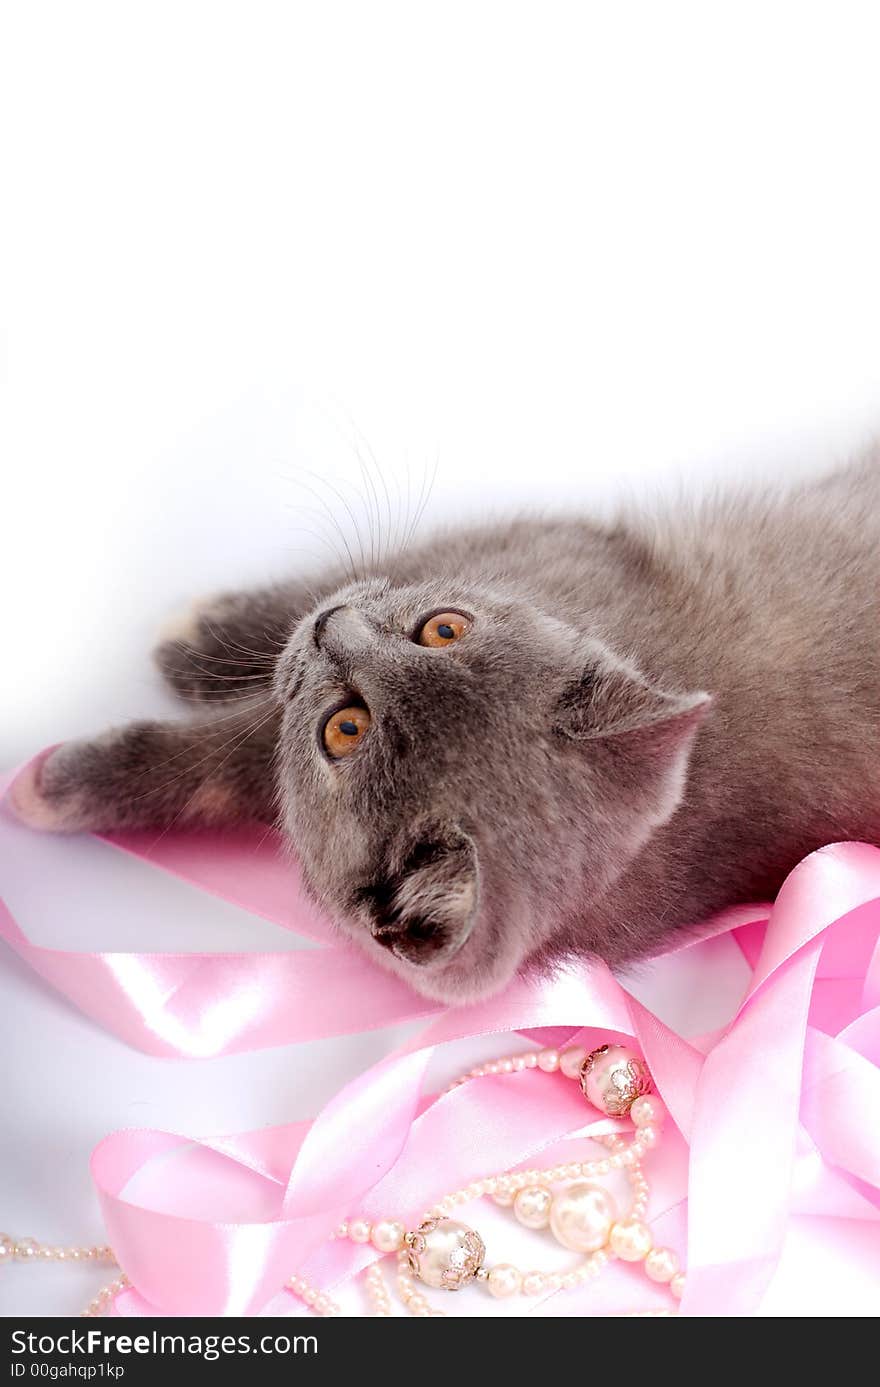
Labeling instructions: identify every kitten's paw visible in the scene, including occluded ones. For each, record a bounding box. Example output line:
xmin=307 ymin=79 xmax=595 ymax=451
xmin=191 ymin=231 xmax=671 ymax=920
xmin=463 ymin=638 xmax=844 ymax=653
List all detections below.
xmin=7 ymin=747 xmax=90 ymax=833
xmin=155 ymin=593 xmax=224 ymax=648
xmin=153 ymin=592 xmax=276 ymax=703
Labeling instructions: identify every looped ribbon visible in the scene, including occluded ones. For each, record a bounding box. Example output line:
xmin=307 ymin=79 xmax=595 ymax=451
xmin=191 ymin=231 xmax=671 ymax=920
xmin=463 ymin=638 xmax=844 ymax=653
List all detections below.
xmin=2 ymin=757 xmax=879 ymax=1316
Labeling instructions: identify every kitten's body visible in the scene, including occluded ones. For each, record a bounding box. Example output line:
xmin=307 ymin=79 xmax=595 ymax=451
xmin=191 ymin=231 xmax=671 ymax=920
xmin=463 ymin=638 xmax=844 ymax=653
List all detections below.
xmin=350 ymin=458 xmax=880 ymax=963
xmin=12 ymin=456 xmax=880 ymax=999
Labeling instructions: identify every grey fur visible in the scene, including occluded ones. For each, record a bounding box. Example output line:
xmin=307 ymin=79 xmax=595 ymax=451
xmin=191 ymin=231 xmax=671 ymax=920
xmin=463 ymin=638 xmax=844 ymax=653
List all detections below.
xmin=17 ymin=455 xmax=880 ymax=1003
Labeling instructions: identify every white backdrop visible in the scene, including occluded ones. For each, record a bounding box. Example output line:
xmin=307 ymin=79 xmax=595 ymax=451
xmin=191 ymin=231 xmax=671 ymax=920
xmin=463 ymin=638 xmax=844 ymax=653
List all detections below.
xmin=2 ymin=1 xmax=880 ymax=1317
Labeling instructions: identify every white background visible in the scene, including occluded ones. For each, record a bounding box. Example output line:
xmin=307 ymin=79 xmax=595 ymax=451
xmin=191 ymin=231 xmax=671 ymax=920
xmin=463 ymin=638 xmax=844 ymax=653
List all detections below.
xmin=2 ymin=2 xmax=880 ymax=1317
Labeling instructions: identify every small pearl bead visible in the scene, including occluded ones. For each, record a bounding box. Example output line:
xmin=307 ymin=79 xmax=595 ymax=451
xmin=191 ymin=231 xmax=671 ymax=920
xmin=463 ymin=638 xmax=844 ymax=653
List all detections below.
xmin=637 ymin=1125 xmax=659 ymax=1149
xmin=513 ymin=1185 xmax=553 ymax=1230
xmin=348 ymin=1218 xmax=372 ymax=1244
xmin=644 ymin=1247 xmax=679 ymax=1283
xmin=670 ymin=1272 xmax=686 ymax=1300
xmin=522 ymin=1272 xmax=545 ymax=1295
xmin=512 ymin=1056 xmax=526 ymax=1071
xmin=537 ymin=1048 xmax=560 ymax=1072
xmin=371 ymin=1219 xmax=405 ymax=1253
xmin=544 ymin=1272 xmax=562 ymax=1293
xmin=631 ymin=1095 xmax=667 ymax=1128
xmin=559 ymin=1047 xmax=587 ymax=1079
xmin=487 ymin=1264 xmax=522 ymax=1298
xmin=334 ymin=1221 xmax=349 ymax=1239
xmin=492 ymin=1182 xmax=515 ymax=1207
xmin=609 ymin=1220 xmax=653 ymax=1262
xmin=14 ymin=1239 xmax=39 ymax=1261
xmin=500 ymin=1058 xmax=514 ymax=1073
xmin=524 ymin=1053 xmax=539 ymax=1068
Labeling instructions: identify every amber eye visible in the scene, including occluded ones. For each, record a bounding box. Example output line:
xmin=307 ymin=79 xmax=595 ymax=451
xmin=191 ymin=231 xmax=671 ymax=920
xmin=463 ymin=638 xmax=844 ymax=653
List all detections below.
xmin=417 ymin=611 xmax=471 ymax=647
xmin=323 ymin=705 xmax=371 ymax=758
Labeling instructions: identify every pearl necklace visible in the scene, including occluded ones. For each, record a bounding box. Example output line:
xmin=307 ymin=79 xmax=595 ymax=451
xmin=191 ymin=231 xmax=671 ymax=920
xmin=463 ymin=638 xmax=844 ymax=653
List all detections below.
xmin=2 ymin=1042 xmax=684 ymax=1318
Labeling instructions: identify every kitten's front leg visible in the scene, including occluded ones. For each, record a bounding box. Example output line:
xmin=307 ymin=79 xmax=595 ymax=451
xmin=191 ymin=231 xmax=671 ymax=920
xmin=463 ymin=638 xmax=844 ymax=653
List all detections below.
xmin=8 ymin=701 xmax=281 ymax=834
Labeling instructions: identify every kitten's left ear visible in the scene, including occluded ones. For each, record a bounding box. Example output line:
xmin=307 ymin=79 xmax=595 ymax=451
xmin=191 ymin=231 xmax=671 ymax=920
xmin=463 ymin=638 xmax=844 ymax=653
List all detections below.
xmin=554 ymin=646 xmax=711 ymax=748
xmin=553 ymin=646 xmax=711 ymax=827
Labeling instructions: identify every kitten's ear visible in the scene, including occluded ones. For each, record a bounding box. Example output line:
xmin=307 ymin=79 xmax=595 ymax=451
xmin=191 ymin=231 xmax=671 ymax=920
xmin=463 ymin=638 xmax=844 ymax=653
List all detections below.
xmin=553 ymin=647 xmax=711 ymax=829
xmin=360 ymin=828 xmax=479 ymax=965
xmin=553 ymin=644 xmax=711 ymax=755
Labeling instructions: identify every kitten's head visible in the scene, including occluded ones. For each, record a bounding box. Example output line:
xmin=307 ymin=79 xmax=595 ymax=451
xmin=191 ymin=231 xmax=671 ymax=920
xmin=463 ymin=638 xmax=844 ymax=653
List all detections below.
xmin=274 ymin=578 xmax=709 ymax=1003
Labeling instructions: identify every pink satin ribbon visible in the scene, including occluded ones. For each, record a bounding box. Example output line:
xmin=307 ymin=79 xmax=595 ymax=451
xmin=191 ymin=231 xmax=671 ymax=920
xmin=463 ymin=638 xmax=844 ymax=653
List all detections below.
xmin=2 ymin=758 xmax=879 ymax=1316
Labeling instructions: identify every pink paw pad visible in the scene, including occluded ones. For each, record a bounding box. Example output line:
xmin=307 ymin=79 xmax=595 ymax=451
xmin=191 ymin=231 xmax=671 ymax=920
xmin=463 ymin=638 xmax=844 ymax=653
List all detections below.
xmin=6 ymin=750 xmax=81 ymax=833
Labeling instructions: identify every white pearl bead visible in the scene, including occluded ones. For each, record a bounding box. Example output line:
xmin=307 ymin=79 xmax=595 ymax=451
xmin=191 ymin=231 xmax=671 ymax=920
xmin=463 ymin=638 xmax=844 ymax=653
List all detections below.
xmin=549 ymin=1182 xmax=616 ymax=1253
xmin=609 ymin=1220 xmax=653 ymax=1261
xmin=631 ymin=1095 xmax=667 ymax=1128
xmin=670 ymin=1271 xmax=686 ymax=1300
xmin=513 ymin=1185 xmax=553 ymax=1230
xmin=644 ymin=1247 xmax=679 ymax=1283
xmin=537 ymin=1048 xmax=560 ymax=1072
xmin=487 ymin=1263 xmax=522 ymax=1298
xmin=559 ymin=1047 xmax=587 ymax=1079
xmin=522 ymin=1272 xmax=545 ymax=1295
xmin=491 ymin=1183 xmax=515 ymax=1207
xmin=370 ymin=1219 xmax=405 ymax=1253
xmin=348 ymin=1218 xmax=372 ymax=1244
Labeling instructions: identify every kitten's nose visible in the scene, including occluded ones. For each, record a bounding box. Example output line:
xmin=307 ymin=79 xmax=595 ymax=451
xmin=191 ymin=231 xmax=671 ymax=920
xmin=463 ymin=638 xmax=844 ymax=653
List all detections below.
xmin=314 ymin=604 xmax=377 ymax=657
xmin=371 ymin=916 xmax=450 ymax=964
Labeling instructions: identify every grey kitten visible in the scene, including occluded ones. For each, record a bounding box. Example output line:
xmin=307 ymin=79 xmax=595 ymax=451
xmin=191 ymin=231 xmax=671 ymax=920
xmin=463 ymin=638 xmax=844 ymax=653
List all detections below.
xmin=10 ymin=455 xmax=880 ymax=1003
